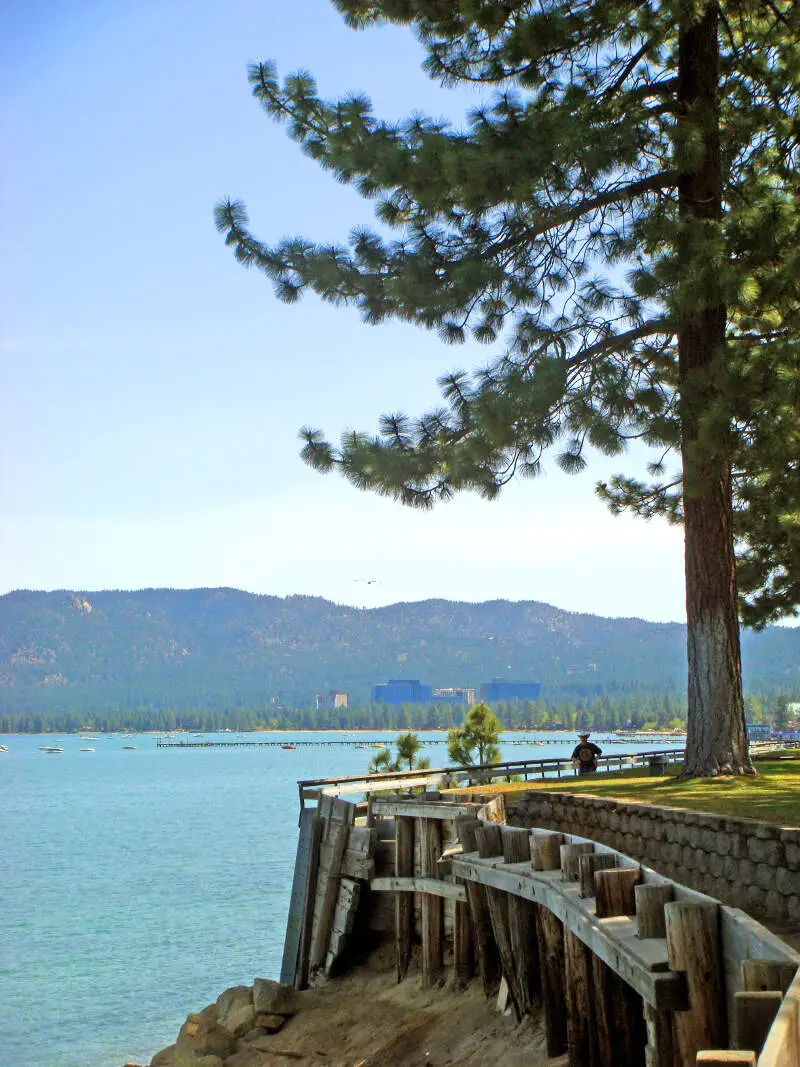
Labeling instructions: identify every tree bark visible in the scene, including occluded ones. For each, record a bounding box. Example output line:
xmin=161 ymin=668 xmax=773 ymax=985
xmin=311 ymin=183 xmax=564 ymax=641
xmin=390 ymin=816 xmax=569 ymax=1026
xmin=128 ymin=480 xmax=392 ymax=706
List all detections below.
xmin=677 ymin=0 xmax=753 ymax=777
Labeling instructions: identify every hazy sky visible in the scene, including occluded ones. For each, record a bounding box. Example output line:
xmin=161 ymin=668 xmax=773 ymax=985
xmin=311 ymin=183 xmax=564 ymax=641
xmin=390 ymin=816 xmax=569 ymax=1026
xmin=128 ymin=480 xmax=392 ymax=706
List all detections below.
xmin=2 ymin=0 xmax=691 ymax=621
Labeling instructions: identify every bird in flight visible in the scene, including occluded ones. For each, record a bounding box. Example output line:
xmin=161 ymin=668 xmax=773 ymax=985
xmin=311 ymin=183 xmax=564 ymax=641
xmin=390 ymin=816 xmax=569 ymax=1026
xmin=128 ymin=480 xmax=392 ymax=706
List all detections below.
xmin=354 ymin=578 xmax=382 ymax=585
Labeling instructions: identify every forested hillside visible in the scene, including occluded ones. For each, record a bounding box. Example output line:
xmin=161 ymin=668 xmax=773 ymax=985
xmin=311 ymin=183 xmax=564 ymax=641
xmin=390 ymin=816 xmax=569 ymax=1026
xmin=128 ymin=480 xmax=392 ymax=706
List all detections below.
xmin=1 ymin=589 xmax=798 ymax=731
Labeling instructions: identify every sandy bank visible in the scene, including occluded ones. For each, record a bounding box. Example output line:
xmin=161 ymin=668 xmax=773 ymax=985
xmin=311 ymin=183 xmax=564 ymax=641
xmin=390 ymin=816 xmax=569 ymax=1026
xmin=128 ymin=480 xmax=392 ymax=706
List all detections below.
xmin=134 ymin=939 xmax=562 ymax=1067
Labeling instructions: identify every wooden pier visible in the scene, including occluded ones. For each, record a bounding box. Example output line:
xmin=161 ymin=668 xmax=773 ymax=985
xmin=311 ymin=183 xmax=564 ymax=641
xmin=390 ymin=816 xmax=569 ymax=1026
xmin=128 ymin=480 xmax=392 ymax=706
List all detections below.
xmin=281 ymin=786 xmax=800 ymax=1067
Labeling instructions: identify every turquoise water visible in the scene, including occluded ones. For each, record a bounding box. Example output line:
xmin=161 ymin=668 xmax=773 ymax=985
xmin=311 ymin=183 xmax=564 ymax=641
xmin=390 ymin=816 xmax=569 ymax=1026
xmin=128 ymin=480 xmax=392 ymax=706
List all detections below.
xmin=1 ymin=730 xmax=682 ymax=1067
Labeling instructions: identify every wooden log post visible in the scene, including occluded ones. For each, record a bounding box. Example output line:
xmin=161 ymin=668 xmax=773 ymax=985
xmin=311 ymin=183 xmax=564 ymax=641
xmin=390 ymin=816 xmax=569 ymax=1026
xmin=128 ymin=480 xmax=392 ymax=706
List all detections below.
xmin=502 ymin=826 xmax=541 ymax=1015
xmin=732 ymin=990 xmax=784 ymax=1054
xmin=420 ymin=816 xmax=444 ymax=989
xmin=532 ymin=830 xmax=564 ymax=871
xmin=635 ymin=883 xmax=673 ymax=939
xmin=455 ymin=818 xmax=500 ymax=997
xmin=394 ymin=814 xmax=414 ymax=983
xmin=592 ymin=952 xmax=648 ymax=1067
xmin=564 ymin=928 xmax=598 ymax=1066
xmin=665 ymin=901 xmax=726 ymax=1063
xmin=591 ymin=860 xmax=649 ymax=1067
xmin=595 ymin=867 xmax=641 ymax=918
xmin=561 ymin=841 xmax=594 ymax=882
xmin=578 ymin=852 xmax=617 ymax=898
xmin=453 ymin=899 xmax=473 ymax=989
xmin=476 ymin=823 xmax=522 ymax=1018
xmin=536 ymin=905 xmax=568 ymax=1057
xmin=644 ymin=1001 xmax=676 ymax=1067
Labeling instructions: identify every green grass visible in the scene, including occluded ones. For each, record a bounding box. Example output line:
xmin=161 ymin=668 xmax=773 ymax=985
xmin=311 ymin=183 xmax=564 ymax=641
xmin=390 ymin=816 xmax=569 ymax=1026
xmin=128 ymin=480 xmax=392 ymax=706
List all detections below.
xmin=462 ymin=758 xmax=800 ymax=827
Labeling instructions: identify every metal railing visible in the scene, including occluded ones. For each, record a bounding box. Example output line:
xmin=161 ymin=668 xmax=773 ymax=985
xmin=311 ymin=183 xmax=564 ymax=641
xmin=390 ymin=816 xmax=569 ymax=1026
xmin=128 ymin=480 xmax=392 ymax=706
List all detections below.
xmin=296 ymin=739 xmax=791 ymax=810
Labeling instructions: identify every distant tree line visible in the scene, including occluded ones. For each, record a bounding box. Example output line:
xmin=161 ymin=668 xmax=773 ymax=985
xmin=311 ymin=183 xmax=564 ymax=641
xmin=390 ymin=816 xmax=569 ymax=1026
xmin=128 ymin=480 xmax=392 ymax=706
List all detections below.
xmin=2 ymin=690 xmax=796 ymax=735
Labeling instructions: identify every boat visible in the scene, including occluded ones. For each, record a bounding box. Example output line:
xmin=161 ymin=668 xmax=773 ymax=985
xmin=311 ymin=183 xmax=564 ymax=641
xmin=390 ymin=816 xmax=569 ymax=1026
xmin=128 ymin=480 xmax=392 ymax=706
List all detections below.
xmin=80 ymin=747 xmax=95 ymax=752
xmin=122 ymin=745 xmax=136 ymax=750
xmin=79 ymin=736 xmax=98 ymax=741
xmin=281 ymin=743 xmax=297 ymax=750
xmin=42 ymin=746 xmax=64 ymax=754
xmin=0 ymin=744 xmax=8 ymax=753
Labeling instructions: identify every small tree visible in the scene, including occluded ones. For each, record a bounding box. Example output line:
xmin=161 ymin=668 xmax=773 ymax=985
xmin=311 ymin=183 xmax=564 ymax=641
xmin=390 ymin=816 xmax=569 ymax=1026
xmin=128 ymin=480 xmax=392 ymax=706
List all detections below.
xmin=367 ymin=747 xmax=396 ymax=774
xmin=367 ymin=731 xmax=429 ymax=774
xmin=447 ymin=704 xmax=502 ymax=768
xmin=395 ymin=730 xmax=421 ymax=769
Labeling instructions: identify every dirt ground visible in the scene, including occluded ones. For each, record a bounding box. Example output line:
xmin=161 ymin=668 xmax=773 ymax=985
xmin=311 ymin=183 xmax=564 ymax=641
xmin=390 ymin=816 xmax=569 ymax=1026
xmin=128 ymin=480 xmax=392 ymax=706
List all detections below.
xmin=216 ymin=940 xmax=560 ymax=1067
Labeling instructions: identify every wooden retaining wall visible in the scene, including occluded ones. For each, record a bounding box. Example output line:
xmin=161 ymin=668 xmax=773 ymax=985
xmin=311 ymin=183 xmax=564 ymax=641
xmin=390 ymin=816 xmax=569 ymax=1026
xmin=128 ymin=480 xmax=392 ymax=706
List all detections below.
xmin=282 ymin=791 xmax=800 ymax=1066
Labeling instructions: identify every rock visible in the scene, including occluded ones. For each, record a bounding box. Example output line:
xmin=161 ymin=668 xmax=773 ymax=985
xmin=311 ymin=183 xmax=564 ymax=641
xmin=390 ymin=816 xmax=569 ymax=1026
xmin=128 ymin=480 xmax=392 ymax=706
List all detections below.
xmin=150 ymin=1044 xmax=176 ymax=1066
xmin=255 ymin=1013 xmax=287 ymax=1033
xmin=224 ymin=1049 xmax=282 ymax=1066
xmin=175 ymin=1057 xmax=223 ymax=1067
xmin=175 ymin=1005 xmax=237 ymax=1061
xmin=252 ymin=977 xmax=301 ymax=1017
xmin=216 ymin=986 xmax=255 ymax=1036
xmin=216 ymin=985 xmax=253 ymax=1022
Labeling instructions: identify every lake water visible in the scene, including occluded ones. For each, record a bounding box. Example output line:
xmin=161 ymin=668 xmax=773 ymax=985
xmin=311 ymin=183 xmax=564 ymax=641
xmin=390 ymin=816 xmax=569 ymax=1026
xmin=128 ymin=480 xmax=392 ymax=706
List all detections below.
xmin=1 ymin=730 xmax=683 ymax=1067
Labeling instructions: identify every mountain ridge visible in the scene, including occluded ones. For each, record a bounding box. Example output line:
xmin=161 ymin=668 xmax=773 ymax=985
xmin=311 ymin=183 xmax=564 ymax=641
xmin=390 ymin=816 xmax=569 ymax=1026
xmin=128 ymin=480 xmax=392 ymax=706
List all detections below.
xmin=1 ymin=587 xmax=797 ymax=715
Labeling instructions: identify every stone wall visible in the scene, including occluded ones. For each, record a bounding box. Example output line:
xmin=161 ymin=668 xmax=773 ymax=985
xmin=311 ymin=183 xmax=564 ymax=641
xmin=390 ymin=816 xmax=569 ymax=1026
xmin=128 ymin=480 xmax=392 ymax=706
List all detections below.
xmin=505 ymin=791 xmax=800 ymax=926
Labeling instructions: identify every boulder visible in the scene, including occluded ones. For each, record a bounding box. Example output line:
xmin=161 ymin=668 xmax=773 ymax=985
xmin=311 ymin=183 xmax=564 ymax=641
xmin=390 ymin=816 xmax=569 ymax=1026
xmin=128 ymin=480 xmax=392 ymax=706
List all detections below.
xmin=254 ymin=1013 xmax=287 ymax=1033
xmin=175 ymin=1057 xmax=223 ymax=1067
xmin=150 ymin=1044 xmax=176 ymax=1066
xmin=216 ymin=985 xmax=253 ymax=1020
xmin=215 ymin=985 xmax=256 ymax=1038
xmin=175 ymin=1005 xmax=237 ymax=1061
xmin=252 ymin=978 xmax=300 ymax=1017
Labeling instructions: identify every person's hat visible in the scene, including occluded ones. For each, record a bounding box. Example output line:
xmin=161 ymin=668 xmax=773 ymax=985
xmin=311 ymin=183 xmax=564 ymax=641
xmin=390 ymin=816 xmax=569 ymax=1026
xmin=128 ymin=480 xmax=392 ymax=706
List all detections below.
xmin=578 ymin=732 xmax=590 ymax=738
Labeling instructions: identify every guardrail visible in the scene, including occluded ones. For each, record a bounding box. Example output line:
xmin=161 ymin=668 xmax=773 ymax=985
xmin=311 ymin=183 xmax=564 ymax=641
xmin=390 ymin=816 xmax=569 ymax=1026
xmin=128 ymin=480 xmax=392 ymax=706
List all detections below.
xmin=295 ymin=740 xmax=793 ymax=811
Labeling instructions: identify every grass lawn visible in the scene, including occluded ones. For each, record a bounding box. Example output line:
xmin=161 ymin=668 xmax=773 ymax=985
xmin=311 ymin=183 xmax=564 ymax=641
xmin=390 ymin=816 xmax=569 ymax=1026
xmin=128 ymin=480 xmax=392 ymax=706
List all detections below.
xmin=458 ymin=755 xmax=800 ymax=827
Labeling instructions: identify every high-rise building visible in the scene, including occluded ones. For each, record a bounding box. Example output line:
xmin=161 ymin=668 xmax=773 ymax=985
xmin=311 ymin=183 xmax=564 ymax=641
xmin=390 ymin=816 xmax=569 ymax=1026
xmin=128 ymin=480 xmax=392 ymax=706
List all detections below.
xmin=432 ymin=687 xmax=475 ymax=706
xmin=315 ymin=691 xmax=349 ymax=710
xmin=479 ymin=678 xmax=542 ymax=703
xmin=371 ymin=679 xmax=432 ymax=705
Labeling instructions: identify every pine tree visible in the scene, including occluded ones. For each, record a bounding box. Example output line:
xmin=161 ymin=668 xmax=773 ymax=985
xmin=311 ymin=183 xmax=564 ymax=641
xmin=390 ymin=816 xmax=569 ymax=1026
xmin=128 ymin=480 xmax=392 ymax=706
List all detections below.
xmin=447 ymin=703 xmax=502 ymax=766
xmin=216 ymin=1 xmax=800 ymax=777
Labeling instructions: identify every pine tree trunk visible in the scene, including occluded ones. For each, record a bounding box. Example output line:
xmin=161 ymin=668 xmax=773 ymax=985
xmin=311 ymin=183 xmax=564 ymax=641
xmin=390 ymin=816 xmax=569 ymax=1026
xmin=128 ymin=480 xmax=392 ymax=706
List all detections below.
xmin=677 ymin=1 xmax=753 ymax=777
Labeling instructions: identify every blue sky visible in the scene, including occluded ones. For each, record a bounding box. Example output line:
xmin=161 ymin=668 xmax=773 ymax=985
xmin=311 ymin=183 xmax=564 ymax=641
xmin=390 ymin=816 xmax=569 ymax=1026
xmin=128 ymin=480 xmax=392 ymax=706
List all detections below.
xmin=1 ymin=0 xmax=690 ymax=621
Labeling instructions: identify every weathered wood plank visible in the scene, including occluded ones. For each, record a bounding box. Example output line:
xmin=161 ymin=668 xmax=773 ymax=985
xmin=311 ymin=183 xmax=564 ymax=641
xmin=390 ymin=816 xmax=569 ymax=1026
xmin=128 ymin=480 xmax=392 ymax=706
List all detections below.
xmin=733 ymin=991 xmax=783 ymax=1055
xmin=741 ymin=960 xmax=798 ymax=995
xmin=451 ymin=857 xmax=687 ymax=1011
xmin=280 ymin=806 xmax=318 ymax=986
xmin=309 ymin=817 xmax=351 ymax=972
xmin=294 ymin=813 xmax=323 ymax=990
xmin=371 ymin=875 xmax=467 ymax=901
xmin=372 ymin=800 xmax=484 ymax=819
xmin=696 ymin=1053 xmax=756 ymax=1065
xmin=757 ymin=965 xmax=800 ymax=1067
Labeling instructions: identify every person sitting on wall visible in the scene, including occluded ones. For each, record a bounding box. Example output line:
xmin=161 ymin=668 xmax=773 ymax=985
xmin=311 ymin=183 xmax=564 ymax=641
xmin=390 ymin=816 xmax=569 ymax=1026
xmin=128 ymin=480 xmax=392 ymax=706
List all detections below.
xmin=572 ymin=732 xmax=602 ymax=775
